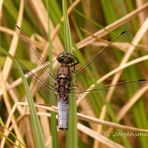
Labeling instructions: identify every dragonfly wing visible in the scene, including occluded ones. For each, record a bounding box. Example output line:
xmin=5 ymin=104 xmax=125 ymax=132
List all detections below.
xmin=73 ymin=79 xmax=148 ymax=120
xmin=16 ymin=26 xmax=56 ymax=83
xmin=75 ymin=79 xmax=147 ymax=95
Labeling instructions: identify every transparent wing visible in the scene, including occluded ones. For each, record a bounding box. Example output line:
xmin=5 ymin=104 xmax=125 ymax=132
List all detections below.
xmin=74 ymin=31 xmax=126 ymax=78
xmin=17 ymin=59 xmax=55 ymax=91
xmin=74 ymin=78 xmax=148 ymax=117
xmin=74 ymin=79 xmax=147 ymax=94
xmin=16 ymin=26 xmax=56 ymax=83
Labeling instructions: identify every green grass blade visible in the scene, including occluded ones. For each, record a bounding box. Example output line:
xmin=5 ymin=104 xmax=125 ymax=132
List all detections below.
xmin=62 ymin=0 xmax=77 ymax=147
xmin=1 ymin=48 xmax=46 ymax=148
xmin=63 ymin=0 xmax=73 ymax=53
xmin=0 ymin=125 xmax=24 ymax=147
xmin=0 ymin=117 xmax=23 ymax=146
xmin=45 ymin=1 xmax=58 ymax=148
xmin=0 ymin=131 xmax=17 ymax=146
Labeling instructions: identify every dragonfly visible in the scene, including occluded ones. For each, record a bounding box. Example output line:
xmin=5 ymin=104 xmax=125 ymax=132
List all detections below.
xmin=15 ymin=26 xmax=147 ymax=130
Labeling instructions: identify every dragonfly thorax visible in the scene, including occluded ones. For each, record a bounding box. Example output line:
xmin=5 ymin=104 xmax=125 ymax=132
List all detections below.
xmin=55 ymin=64 xmax=72 ymax=100
xmin=56 ymin=64 xmax=72 ymax=78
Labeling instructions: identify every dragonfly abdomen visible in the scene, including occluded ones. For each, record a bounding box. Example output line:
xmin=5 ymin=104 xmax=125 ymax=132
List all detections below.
xmin=58 ymin=98 xmax=69 ymax=130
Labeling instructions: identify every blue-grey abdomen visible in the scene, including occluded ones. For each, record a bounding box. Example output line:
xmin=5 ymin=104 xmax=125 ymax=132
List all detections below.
xmin=58 ymin=99 xmax=69 ymax=129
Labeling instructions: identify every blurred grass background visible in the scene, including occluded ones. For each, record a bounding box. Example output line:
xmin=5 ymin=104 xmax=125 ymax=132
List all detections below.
xmin=0 ymin=0 xmax=148 ymax=148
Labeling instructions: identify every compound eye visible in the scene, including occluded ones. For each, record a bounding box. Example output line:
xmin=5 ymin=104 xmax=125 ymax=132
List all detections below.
xmin=60 ymin=56 xmax=64 ymax=60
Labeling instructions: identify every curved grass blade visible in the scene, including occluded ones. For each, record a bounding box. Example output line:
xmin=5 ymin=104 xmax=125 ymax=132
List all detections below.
xmin=1 ymin=48 xmax=46 ymax=148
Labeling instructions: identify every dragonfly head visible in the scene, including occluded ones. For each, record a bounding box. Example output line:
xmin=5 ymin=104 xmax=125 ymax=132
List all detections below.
xmin=57 ymin=51 xmax=74 ymax=65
